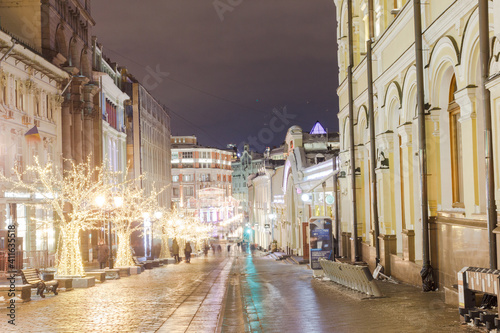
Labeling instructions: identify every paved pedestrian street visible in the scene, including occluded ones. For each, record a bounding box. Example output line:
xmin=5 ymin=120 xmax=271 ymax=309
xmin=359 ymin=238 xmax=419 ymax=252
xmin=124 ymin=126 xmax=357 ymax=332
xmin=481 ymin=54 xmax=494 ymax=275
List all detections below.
xmin=0 ymin=251 xmax=484 ymax=332
xmin=0 ymin=255 xmax=232 ymax=333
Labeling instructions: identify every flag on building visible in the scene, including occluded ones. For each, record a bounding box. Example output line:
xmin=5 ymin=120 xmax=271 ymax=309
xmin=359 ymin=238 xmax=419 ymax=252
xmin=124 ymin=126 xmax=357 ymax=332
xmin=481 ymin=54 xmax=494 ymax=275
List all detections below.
xmin=25 ymin=125 xmax=41 ymax=144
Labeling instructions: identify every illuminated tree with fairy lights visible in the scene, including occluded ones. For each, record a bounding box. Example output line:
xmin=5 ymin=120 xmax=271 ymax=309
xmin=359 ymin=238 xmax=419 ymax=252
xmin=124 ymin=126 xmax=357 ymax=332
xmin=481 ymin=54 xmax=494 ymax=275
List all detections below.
xmin=97 ymin=178 xmax=165 ymax=268
xmin=0 ymin=157 xmax=118 ymax=277
xmin=154 ymin=207 xmax=212 ymax=257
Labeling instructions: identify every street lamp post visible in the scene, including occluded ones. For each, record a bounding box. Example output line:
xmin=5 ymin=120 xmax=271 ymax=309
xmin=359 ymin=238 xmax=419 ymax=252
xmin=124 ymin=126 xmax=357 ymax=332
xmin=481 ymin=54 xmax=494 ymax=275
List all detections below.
xmin=152 ymin=211 xmax=163 ymax=259
xmin=144 ymin=211 xmax=163 ymax=259
xmin=95 ymin=195 xmax=123 ymax=269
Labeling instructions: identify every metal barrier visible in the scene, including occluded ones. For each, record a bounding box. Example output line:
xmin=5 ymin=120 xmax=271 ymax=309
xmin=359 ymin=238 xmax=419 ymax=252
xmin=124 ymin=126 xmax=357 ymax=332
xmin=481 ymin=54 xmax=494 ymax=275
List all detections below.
xmin=319 ymin=258 xmax=383 ymax=297
xmin=22 ymin=250 xmax=54 ymax=270
xmin=458 ymin=267 xmax=500 ymax=329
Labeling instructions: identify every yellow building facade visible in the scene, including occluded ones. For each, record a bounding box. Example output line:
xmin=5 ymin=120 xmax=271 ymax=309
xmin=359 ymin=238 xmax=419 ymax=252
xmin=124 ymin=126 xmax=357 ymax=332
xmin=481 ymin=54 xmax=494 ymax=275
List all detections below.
xmin=335 ymin=0 xmax=500 ymax=297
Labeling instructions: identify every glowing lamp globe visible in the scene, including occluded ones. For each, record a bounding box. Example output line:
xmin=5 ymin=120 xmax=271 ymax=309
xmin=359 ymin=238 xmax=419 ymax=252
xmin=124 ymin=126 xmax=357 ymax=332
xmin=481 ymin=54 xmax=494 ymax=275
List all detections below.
xmin=301 ymin=193 xmax=311 ymax=202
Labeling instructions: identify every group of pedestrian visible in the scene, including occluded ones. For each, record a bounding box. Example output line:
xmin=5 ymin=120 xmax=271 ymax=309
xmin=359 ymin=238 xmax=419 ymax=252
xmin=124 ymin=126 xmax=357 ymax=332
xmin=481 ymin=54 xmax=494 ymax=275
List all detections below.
xmin=171 ymin=238 xmax=193 ymax=263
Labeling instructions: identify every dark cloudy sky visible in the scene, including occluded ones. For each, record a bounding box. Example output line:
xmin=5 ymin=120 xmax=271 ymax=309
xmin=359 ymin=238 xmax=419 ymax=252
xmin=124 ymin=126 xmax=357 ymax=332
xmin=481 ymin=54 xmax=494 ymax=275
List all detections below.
xmin=92 ymin=1 xmax=338 ymax=150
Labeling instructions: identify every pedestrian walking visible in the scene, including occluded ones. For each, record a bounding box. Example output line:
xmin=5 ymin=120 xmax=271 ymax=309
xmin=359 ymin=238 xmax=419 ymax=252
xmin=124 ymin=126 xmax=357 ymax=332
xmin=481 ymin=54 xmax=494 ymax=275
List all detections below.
xmin=184 ymin=242 xmax=192 ymax=263
xmin=172 ymin=238 xmax=180 ymax=263
xmin=204 ymin=244 xmax=210 ymax=256
xmin=217 ymin=245 xmax=222 ymax=253
xmin=211 ymin=244 xmax=216 ymax=255
xmin=97 ymin=241 xmax=109 ymax=269
xmin=227 ymin=244 xmax=231 ymax=256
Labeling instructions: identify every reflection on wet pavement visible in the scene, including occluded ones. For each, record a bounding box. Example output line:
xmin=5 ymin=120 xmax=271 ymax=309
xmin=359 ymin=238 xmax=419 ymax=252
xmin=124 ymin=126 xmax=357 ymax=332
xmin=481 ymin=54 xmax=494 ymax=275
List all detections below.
xmin=222 ymin=251 xmax=480 ymax=333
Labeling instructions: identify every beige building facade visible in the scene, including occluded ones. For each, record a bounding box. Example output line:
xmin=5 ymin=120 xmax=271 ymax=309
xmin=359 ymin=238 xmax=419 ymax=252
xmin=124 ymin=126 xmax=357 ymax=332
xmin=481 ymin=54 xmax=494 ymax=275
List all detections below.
xmin=334 ymin=0 xmax=500 ymax=295
xmin=0 ymin=29 xmax=68 ymax=265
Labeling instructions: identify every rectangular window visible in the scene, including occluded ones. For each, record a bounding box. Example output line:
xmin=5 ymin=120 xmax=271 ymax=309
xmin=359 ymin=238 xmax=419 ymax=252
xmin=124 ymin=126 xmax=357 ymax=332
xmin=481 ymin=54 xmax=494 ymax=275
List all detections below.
xmin=449 ymin=102 xmax=464 ymax=207
xmin=183 ymin=187 xmax=194 ymax=197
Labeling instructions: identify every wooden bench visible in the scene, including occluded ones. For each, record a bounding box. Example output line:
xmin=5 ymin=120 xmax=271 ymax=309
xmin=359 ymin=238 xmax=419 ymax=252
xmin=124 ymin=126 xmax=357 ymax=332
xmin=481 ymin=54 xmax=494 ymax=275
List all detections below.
xmin=20 ymin=268 xmax=59 ymax=298
xmin=133 ymin=257 xmax=145 ymax=271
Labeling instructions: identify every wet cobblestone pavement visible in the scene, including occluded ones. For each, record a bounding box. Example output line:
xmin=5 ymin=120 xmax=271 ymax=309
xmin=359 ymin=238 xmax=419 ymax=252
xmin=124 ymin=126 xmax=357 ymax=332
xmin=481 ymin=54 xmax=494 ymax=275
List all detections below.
xmin=0 ymin=254 xmax=230 ymax=333
xmin=0 ymin=250 xmax=485 ymax=332
xmin=222 ymin=251 xmax=482 ymax=333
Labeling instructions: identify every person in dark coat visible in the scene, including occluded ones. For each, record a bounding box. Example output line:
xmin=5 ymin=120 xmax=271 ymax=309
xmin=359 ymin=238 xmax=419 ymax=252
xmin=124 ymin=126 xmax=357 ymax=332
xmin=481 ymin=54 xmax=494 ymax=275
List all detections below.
xmin=172 ymin=238 xmax=180 ymax=263
xmin=97 ymin=241 xmax=109 ymax=269
xmin=184 ymin=242 xmax=192 ymax=263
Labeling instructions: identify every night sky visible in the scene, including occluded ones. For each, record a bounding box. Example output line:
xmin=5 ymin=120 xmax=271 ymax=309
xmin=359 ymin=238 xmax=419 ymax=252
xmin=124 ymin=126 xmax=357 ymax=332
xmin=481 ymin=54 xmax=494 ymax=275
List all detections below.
xmin=92 ymin=1 xmax=338 ymax=151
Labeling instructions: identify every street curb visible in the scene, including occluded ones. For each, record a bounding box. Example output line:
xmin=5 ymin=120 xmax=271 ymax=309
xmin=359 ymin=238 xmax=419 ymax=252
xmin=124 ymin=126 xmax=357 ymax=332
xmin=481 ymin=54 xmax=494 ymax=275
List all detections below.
xmin=215 ymin=257 xmax=234 ymax=333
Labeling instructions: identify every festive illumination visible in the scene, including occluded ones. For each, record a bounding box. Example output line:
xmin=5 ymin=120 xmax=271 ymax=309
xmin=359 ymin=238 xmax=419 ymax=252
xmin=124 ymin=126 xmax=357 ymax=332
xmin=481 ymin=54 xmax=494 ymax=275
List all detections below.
xmin=153 ymin=206 xmax=213 ymax=258
xmin=0 ymin=156 xmax=121 ymax=277
xmin=104 ymin=174 xmax=166 ymax=267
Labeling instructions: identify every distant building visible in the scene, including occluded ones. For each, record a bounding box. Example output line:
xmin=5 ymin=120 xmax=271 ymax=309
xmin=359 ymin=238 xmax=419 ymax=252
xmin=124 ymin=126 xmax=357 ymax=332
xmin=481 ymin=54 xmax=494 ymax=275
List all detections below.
xmin=231 ymin=144 xmax=265 ymax=224
xmin=247 ymin=122 xmax=339 ymax=253
xmin=171 ymin=136 xmax=235 ymax=235
xmin=122 ymin=71 xmax=171 ymax=207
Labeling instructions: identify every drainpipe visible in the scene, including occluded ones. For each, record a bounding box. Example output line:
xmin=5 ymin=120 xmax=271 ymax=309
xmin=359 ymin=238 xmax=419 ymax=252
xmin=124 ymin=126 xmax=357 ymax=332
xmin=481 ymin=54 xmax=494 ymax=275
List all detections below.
xmin=479 ymin=0 xmax=497 ymax=270
xmin=413 ymin=0 xmax=434 ymax=291
xmin=347 ymin=0 xmax=360 ymax=262
xmin=0 ymin=39 xmax=17 ymax=64
xmin=367 ymin=0 xmax=380 ymax=266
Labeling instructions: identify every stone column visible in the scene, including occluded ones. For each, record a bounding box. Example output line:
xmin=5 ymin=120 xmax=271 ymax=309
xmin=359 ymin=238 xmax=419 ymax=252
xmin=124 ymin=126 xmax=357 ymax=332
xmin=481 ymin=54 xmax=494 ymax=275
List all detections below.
xmin=61 ymin=101 xmax=72 ymax=169
xmin=83 ymin=115 xmax=93 ymax=162
xmin=375 ymin=132 xmax=394 ymax=235
xmin=402 ymin=229 xmax=415 ymax=262
xmin=454 ymin=87 xmax=479 ymax=217
xmin=354 ymin=147 xmax=365 ymax=241
xmin=397 ymin=123 xmax=414 ymax=230
xmin=426 ymin=109 xmax=441 ymax=216
xmin=73 ymin=111 xmax=83 ymax=165
xmin=375 ymin=167 xmax=391 ymax=233
xmin=378 ymin=234 xmax=396 ymax=275
xmin=486 ymin=76 xmax=500 ymax=210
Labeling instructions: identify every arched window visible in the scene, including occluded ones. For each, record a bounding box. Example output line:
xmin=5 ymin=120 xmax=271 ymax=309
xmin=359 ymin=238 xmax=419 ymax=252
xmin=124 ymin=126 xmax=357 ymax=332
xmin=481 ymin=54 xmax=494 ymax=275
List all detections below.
xmin=448 ymin=75 xmax=463 ymax=207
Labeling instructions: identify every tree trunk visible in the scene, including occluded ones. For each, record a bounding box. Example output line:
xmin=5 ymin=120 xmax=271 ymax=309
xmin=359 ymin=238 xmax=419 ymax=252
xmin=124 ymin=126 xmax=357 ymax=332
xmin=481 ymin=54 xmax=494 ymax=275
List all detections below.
xmin=160 ymin=235 xmax=171 ymax=258
xmin=56 ymin=227 xmax=85 ymax=277
xmin=115 ymin=231 xmax=135 ymax=267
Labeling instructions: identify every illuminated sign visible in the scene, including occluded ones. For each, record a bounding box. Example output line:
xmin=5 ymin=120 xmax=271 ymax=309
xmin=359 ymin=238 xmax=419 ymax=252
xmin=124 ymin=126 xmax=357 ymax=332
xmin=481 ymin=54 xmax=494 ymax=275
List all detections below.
xmin=309 ymin=217 xmax=333 ymax=270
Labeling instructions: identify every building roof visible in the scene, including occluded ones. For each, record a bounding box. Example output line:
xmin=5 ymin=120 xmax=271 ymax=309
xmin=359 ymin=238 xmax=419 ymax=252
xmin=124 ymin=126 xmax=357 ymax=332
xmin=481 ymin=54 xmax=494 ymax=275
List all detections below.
xmin=310 ymin=121 xmax=327 ymax=135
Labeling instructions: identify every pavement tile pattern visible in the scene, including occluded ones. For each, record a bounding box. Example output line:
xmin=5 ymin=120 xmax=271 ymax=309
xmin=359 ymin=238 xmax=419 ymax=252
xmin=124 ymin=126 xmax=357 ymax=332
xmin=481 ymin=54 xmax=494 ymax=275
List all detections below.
xmin=0 ymin=248 xmax=485 ymax=333
xmin=0 ymin=254 xmax=230 ymax=333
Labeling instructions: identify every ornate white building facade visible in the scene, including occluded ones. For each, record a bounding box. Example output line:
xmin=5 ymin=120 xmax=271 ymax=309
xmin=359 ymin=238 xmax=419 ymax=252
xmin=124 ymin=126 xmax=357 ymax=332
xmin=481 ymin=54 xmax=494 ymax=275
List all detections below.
xmin=0 ymin=29 xmax=68 ymax=263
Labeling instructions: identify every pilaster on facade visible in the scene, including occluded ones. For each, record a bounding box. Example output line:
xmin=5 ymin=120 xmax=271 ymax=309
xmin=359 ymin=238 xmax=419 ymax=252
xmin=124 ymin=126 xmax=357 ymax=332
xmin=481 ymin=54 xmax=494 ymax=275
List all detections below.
xmin=454 ymin=86 xmax=479 ymax=218
xmin=486 ymin=74 xmax=500 ymax=202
